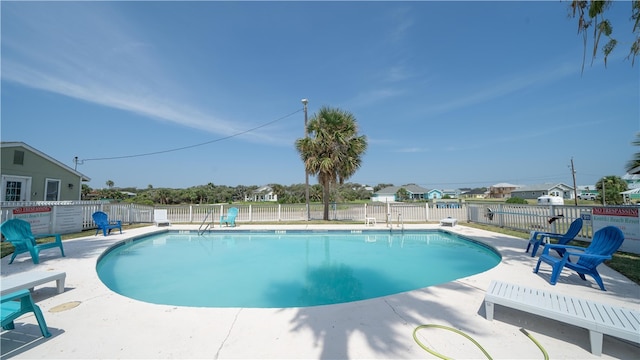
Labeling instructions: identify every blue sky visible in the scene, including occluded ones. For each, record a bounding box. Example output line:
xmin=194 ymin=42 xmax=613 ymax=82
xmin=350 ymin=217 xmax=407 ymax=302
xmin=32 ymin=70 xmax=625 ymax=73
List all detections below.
xmin=2 ymin=1 xmax=638 ymax=190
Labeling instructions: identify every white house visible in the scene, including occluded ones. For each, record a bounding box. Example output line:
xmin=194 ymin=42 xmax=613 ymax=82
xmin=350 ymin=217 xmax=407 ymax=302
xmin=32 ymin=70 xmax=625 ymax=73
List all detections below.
xmin=623 ymin=173 xmax=640 ymax=190
xmin=246 ymin=185 xmax=278 ymax=202
xmin=441 ymin=189 xmax=461 ymax=198
xmin=371 ymin=184 xmax=430 ymax=202
xmin=510 ymin=183 xmax=575 ymax=200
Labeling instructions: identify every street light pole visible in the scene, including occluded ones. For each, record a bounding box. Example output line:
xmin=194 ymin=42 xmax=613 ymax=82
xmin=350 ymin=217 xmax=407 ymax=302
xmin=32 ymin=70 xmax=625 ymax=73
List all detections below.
xmin=302 ymin=98 xmax=310 ymax=221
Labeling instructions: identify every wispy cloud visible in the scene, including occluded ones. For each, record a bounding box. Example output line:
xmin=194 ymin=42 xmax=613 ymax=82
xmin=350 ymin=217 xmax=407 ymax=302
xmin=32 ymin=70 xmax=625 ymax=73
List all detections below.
xmin=424 ymin=62 xmax=580 ymax=117
xmin=384 ymin=64 xmax=415 ymax=83
xmin=386 ymin=6 xmax=414 ymax=44
xmin=394 ymin=147 xmax=429 ymax=153
xmin=2 ymin=4 xmax=285 ymax=145
xmin=347 ymin=88 xmax=405 ymax=108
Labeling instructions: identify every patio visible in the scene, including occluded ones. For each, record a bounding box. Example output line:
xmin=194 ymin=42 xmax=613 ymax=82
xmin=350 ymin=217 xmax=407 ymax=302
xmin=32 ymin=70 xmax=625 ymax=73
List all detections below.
xmin=1 ymin=224 xmax=638 ymax=359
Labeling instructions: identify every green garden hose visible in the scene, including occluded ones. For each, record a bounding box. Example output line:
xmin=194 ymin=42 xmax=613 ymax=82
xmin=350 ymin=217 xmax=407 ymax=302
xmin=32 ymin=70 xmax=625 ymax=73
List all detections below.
xmin=412 ymin=324 xmax=549 ymax=360
xmin=519 ymin=328 xmax=549 ymax=360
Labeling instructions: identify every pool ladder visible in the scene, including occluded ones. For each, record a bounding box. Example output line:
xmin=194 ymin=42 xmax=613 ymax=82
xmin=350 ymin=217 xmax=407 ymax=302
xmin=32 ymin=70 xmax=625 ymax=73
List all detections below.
xmin=198 ymin=209 xmax=214 ymax=235
xmin=388 ymin=213 xmax=404 ymax=234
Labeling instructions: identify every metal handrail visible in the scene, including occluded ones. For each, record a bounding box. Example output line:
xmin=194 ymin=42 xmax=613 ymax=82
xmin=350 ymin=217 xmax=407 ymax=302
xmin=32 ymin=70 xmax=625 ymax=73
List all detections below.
xmin=397 ymin=213 xmax=404 ymax=232
xmin=198 ymin=209 xmax=213 ymax=235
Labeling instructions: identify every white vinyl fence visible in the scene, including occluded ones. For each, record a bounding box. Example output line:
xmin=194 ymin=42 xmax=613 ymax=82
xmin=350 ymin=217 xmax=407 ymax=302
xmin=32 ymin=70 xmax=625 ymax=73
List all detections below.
xmin=2 ymin=200 xmax=637 ymax=253
xmin=0 ymin=199 xmax=571 ymax=232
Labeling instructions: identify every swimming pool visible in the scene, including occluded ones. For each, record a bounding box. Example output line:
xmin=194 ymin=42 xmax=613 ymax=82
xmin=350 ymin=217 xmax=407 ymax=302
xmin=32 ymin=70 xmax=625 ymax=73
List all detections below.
xmin=96 ymin=230 xmax=500 ymax=308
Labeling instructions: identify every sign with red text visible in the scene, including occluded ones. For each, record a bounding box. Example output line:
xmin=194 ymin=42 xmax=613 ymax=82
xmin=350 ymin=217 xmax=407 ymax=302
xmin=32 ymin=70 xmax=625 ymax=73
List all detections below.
xmin=10 ymin=205 xmax=83 ymax=234
xmin=592 ymin=207 xmax=640 ymax=253
xmin=12 ymin=206 xmax=52 ymax=234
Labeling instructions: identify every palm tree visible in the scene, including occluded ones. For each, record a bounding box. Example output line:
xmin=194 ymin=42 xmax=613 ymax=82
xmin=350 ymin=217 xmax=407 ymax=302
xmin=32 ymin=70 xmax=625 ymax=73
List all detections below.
xmin=296 ymin=106 xmax=367 ymax=220
xmin=81 ymin=184 xmax=91 ymax=200
xmin=396 ymin=188 xmax=408 ymax=202
xmin=626 ymin=133 xmax=640 ymax=174
xmin=106 ymin=180 xmax=114 ymax=189
xmin=596 ymin=175 xmax=628 ymax=205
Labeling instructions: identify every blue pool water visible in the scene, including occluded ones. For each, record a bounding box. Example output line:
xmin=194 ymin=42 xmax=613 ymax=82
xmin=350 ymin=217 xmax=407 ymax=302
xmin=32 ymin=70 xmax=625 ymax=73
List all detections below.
xmin=96 ymin=230 xmax=500 ymax=308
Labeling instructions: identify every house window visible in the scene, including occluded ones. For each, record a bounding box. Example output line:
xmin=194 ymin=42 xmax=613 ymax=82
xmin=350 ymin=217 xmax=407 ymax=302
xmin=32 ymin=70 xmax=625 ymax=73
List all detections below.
xmin=4 ymin=181 xmax=22 ymax=201
xmin=45 ymin=179 xmax=61 ymax=201
xmin=13 ymin=150 xmax=24 ymax=165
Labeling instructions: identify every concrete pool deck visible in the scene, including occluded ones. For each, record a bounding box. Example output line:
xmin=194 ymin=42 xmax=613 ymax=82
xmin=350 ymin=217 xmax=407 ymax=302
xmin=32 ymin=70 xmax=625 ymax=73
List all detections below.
xmin=1 ymin=223 xmax=639 ymax=359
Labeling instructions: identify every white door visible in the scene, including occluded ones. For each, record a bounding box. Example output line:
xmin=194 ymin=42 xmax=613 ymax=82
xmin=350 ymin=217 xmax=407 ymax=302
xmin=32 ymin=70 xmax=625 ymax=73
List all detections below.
xmin=1 ymin=175 xmax=31 ymax=201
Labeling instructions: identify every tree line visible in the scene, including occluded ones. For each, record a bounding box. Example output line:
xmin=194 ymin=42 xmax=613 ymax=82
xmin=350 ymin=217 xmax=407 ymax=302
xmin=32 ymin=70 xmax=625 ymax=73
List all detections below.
xmin=83 ymin=181 xmax=496 ymax=206
xmin=82 ymin=182 xmax=410 ymax=205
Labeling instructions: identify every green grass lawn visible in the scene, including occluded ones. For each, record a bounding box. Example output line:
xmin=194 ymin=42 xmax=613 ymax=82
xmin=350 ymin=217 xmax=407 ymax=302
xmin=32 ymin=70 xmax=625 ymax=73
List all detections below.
xmin=2 ymin=222 xmax=638 ymax=286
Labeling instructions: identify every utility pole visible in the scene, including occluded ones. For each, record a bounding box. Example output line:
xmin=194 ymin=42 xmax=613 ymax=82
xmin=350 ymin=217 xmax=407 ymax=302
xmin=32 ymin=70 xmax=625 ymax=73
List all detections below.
xmin=302 ymin=98 xmax=310 ymax=221
xmin=570 ymin=157 xmax=578 ymax=206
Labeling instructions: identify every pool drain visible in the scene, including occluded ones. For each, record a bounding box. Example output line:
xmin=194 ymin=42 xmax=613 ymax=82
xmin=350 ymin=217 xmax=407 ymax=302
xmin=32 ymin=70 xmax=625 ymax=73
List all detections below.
xmin=49 ymin=301 xmax=81 ymax=313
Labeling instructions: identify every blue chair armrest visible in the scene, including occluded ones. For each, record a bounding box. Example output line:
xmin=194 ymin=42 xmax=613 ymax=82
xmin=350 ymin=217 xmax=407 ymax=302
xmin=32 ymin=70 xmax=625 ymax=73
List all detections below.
xmin=530 ymin=231 xmax=562 ymax=241
xmin=564 ymin=251 xmax=612 ymax=261
xmin=543 ymin=243 xmax=584 ymax=251
xmin=34 ymin=234 xmax=62 ymax=241
xmin=1 ymin=289 xmax=31 ymax=304
xmin=539 ymin=243 xmax=581 ymax=257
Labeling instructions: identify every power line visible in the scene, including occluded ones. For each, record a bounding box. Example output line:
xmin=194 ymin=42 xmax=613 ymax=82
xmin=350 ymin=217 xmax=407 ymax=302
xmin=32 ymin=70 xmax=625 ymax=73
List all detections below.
xmin=79 ymin=108 xmax=303 ymax=162
xmin=352 ymin=174 xmax=573 ymax=189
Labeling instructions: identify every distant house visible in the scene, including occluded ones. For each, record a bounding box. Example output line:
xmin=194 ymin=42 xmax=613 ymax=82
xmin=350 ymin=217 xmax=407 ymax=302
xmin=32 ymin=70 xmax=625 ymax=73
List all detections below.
xmin=246 ymin=185 xmax=278 ymax=202
xmin=460 ymin=188 xmax=486 ymax=199
xmin=441 ymin=189 xmax=461 ymax=198
xmin=488 ymin=183 xmax=521 ymax=199
xmin=1 ymin=142 xmax=90 ymax=201
xmin=120 ymin=191 xmax=137 ymax=198
xmin=426 ymin=189 xmax=443 ymax=200
xmin=623 ymin=173 xmax=640 ymax=190
xmin=371 ymin=187 xmax=397 ymax=202
xmin=621 ymin=187 xmax=640 ymax=203
xmin=576 ymin=185 xmax=598 ymax=197
xmin=510 ymin=183 xmax=575 ymax=200
xmin=371 ymin=184 xmax=429 ymax=202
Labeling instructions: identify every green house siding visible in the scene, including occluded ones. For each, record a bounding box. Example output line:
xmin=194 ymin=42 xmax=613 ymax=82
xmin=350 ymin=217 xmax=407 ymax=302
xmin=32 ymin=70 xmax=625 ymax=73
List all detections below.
xmin=1 ymin=143 xmax=88 ymax=201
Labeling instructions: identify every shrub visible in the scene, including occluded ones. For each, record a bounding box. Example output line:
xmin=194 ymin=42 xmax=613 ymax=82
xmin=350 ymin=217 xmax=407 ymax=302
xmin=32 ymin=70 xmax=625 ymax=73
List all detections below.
xmin=506 ymin=197 xmax=528 ymax=204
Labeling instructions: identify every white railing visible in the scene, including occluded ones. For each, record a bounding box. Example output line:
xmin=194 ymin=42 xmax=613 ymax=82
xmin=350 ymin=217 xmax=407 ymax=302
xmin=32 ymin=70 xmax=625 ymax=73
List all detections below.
xmin=465 ymin=202 xmax=595 ymax=240
xmin=2 ymin=200 xmax=629 ymax=249
xmin=3 ymin=200 xmax=639 ymax=254
xmin=0 ymin=201 xmax=466 ymax=229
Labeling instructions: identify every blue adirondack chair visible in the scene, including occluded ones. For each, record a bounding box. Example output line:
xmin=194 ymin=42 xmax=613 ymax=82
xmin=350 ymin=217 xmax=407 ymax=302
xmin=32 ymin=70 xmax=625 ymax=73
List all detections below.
xmin=1 ymin=289 xmax=51 ymax=338
xmin=220 ymin=207 xmax=238 ymax=227
xmin=0 ymin=218 xmax=66 ymax=264
xmin=92 ymin=211 xmax=122 ymax=236
xmin=526 ymin=218 xmax=583 ymax=257
xmin=534 ymin=226 xmax=624 ymax=291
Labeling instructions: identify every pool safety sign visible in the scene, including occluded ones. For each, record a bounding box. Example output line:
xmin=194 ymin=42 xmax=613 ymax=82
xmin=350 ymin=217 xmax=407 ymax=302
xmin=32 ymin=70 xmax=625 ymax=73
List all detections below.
xmin=592 ymin=207 xmax=640 ymax=253
xmin=12 ymin=206 xmax=52 ymax=234
xmin=11 ymin=205 xmax=83 ymax=235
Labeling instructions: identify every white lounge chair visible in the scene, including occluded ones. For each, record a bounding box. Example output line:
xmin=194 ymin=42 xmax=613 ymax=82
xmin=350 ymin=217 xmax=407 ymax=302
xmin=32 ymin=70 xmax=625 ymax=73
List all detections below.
xmin=484 ymin=280 xmax=640 ymax=356
xmin=440 ymin=217 xmax=457 ymax=227
xmin=153 ymin=209 xmax=171 ymax=226
xmin=1 ymin=271 xmax=66 ymax=296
